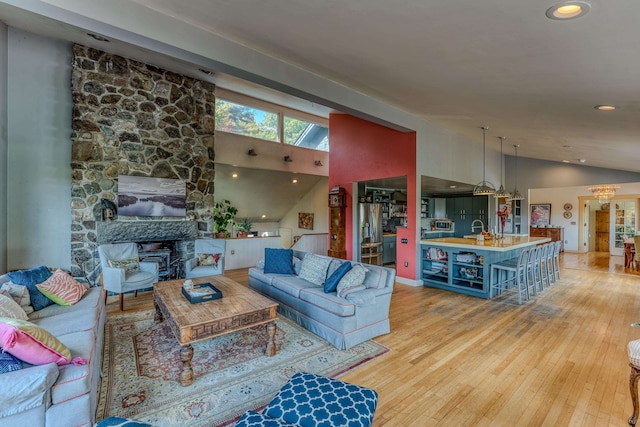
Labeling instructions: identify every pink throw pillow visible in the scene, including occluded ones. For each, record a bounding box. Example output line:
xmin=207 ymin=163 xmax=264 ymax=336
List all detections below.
xmin=37 ymin=269 xmax=87 ymax=306
xmin=0 ymin=317 xmax=85 ymax=366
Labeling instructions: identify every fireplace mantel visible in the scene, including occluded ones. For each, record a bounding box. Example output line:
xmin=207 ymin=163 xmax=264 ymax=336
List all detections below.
xmin=97 ymin=220 xmax=198 ymax=244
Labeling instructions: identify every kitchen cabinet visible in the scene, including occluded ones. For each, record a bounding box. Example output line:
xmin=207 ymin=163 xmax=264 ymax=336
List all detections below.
xmin=529 ymin=227 xmax=564 ymax=251
xmin=446 ymin=196 xmax=488 ymax=237
xmin=421 ymin=236 xmax=545 ymax=299
xmin=383 ymin=234 xmax=396 ymax=265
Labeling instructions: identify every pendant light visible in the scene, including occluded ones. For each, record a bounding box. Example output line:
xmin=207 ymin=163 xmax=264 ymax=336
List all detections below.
xmin=510 ymin=144 xmax=524 ymax=200
xmin=494 ymin=136 xmax=511 ymax=199
xmin=473 ymin=126 xmax=496 ymax=196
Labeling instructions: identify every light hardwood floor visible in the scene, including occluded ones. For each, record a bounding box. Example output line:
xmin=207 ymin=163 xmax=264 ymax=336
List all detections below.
xmin=105 ymin=252 xmax=640 ymax=426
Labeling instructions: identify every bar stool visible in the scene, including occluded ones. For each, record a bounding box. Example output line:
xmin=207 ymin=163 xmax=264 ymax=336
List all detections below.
xmin=361 ymin=242 xmax=382 ymax=266
xmin=526 ymin=246 xmax=542 ymax=294
xmin=551 ymin=240 xmax=562 ymax=282
xmin=539 ymin=244 xmax=551 ymax=289
xmin=490 ymin=248 xmax=530 ymax=304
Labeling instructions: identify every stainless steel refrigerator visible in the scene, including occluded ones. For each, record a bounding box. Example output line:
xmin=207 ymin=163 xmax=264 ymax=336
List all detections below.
xmin=359 ymin=203 xmax=383 ymax=263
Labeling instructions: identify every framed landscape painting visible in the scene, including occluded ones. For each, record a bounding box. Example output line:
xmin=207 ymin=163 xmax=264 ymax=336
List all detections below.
xmin=118 ymin=175 xmax=186 ymax=217
xmin=530 ymin=203 xmax=551 ymax=227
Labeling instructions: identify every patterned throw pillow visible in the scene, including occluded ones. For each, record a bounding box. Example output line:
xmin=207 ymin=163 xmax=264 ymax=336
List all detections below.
xmin=298 ymin=254 xmax=332 ymax=286
xmin=108 ymin=257 xmax=141 ymax=272
xmin=6 ymin=266 xmax=54 ymax=311
xmin=0 ymin=317 xmax=81 ymax=366
xmin=235 ymin=410 xmax=297 ymax=427
xmin=37 ymin=269 xmax=87 ymax=306
xmin=263 ymin=372 xmax=378 ymax=427
xmin=0 ymin=293 xmax=28 ymax=320
xmin=324 ymin=261 xmax=352 ymax=293
xmin=0 ymin=351 xmax=23 ymax=374
xmin=0 ymin=283 xmax=33 ymax=314
xmin=197 ymin=253 xmax=221 ymax=267
xmin=336 ymin=264 xmax=368 ymax=298
xmin=264 ymin=249 xmax=295 ymax=274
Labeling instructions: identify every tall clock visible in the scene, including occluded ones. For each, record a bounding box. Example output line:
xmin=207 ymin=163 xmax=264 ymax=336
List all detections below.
xmin=328 ymin=187 xmax=347 ymax=259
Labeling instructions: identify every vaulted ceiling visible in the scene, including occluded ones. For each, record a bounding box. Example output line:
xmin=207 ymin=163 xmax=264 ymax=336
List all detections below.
xmin=1 ymin=0 xmax=639 ymax=174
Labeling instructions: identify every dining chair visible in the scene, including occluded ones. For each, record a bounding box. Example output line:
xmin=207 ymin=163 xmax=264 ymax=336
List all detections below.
xmin=634 ymin=236 xmax=640 ymax=270
xmin=628 ymin=339 xmax=640 ymax=425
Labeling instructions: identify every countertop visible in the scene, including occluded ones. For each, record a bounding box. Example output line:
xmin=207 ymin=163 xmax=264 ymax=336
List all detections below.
xmin=420 ymin=236 xmax=551 ymax=252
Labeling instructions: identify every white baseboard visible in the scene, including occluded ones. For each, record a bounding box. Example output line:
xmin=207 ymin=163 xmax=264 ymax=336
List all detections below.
xmin=395 ymin=276 xmax=423 ymax=287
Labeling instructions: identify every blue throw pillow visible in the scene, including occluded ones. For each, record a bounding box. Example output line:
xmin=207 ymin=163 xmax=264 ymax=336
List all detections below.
xmin=0 ymin=351 xmax=23 ymax=374
xmin=263 ymin=372 xmax=378 ymax=427
xmin=324 ymin=261 xmax=352 ymax=293
xmin=7 ymin=266 xmax=54 ymax=311
xmin=264 ymin=249 xmax=295 ymax=274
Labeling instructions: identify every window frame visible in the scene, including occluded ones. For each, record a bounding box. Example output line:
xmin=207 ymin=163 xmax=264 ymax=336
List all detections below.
xmin=215 ymin=88 xmax=329 ymax=149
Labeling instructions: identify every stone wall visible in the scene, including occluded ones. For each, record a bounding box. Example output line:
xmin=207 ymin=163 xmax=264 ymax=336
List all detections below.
xmin=70 ymin=44 xmax=216 ymax=283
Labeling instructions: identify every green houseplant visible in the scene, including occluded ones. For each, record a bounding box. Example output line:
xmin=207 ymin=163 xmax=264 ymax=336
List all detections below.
xmin=213 ymin=200 xmax=238 ymax=238
xmin=234 ymin=217 xmax=253 ymax=238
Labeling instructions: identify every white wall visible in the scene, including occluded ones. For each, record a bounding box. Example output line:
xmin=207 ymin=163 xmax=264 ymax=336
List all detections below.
xmin=530 ymin=183 xmax=640 ymax=252
xmin=279 ymin=178 xmax=329 ymax=247
xmin=7 ymin=29 xmax=72 ymax=269
xmin=0 ymin=22 xmax=7 ymax=272
xmin=506 ymin=156 xmax=640 ymax=230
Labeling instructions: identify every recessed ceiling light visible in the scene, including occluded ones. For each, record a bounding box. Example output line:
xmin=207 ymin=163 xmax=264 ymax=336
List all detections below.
xmin=232 ymin=173 xmax=238 ymax=178
xmin=546 ymin=1 xmax=591 ymax=20
xmin=562 ymin=160 xmax=570 ymax=163
xmin=449 ymin=185 xmax=457 ymax=189
xmin=261 ymin=214 xmax=266 ymax=218
xmin=594 ymin=104 xmax=616 ymax=111
xmin=87 ymin=33 xmax=110 ymax=42
xmin=292 ymin=179 xmax=298 ymax=184
xmin=579 ymin=159 xmax=586 ymax=163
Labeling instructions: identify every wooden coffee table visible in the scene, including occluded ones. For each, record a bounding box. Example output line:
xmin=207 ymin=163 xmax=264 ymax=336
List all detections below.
xmin=153 ymin=275 xmax=278 ymax=386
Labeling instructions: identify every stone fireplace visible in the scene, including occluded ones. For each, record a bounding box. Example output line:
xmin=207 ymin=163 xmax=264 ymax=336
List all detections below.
xmin=70 ymin=44 xmax=216 ymax=284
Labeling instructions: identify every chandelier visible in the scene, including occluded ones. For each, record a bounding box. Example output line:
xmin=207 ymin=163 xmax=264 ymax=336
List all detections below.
xmin=588 ymin=184 xmax=620 ymax=203
xmin=473 ymin=126 xmax=496 ymax=196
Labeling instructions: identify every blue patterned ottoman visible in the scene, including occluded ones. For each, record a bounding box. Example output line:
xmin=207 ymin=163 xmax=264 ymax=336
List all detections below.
xmin=236 ymin=372 xmax=378 ymax=427
xmin=95 ymin=417 xmax=152 ymax=427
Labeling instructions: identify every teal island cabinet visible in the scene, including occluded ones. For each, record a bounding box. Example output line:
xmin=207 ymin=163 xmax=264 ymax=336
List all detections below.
xmin=421 ymin=236 xmax=550 ymax=298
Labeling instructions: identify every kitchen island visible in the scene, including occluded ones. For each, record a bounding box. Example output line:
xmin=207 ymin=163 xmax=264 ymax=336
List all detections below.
xmin=421 ymin=236 xmax=550 ymax=298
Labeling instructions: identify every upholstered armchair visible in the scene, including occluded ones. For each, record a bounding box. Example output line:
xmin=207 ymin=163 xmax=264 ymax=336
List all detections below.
xmin=98 ymin=242 xmax=159 ymax=310
xmin=185 ymin=239 xmax=226 ymax=278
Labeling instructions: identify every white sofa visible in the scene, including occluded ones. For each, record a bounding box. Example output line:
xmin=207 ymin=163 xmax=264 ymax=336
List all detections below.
xmin=0 ymin=274 xmax=106 ymax=427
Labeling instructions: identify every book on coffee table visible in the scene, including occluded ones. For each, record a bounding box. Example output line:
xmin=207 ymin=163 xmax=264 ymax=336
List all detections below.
xmin=181 ymin=283 xmax=223 ymax=304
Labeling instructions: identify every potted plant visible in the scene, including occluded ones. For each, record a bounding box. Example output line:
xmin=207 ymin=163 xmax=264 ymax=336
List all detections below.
xmin=212 ymin=200 xmax=238 ymax=238
xmin=234 ymin=217 xmax=253 ymax=238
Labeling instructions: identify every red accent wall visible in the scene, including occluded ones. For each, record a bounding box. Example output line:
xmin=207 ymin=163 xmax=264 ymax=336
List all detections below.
xmin=329 ymin=113 xmax=417 ymax=280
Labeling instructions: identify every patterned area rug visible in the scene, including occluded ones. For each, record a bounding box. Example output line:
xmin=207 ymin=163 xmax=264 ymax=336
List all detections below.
xmin=97 ymin=310 xmax=389 ymax=427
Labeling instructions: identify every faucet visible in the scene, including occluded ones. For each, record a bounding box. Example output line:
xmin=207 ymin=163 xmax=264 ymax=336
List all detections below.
xmin=471 ymin=219 xmax=485 ymax=234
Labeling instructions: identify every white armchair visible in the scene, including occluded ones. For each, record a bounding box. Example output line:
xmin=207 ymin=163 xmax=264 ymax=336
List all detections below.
xmin=185 ymin=239 xmax=226 ymax=278
xmin=98 ymin=242 xmax=159 ymax=310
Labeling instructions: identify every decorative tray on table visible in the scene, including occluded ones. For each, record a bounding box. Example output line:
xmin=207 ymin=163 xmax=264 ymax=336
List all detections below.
xmin=181 ymin=282 xmax=223 ymax=304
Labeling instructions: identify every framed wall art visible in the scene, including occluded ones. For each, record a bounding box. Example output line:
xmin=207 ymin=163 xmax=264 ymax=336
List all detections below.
xmin=530 ymin=203 xmax=551 ymax=227
xmin=298 ymin=212 xmax=314 ymax=230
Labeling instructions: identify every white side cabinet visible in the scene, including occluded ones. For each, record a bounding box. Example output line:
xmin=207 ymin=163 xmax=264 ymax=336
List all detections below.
xmin=224 ymin=236 xmax=282 ymax=270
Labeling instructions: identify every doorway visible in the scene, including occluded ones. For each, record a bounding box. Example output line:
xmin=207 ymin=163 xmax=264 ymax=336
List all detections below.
xmin=581 ymin=198 xmax=638 ymax=255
